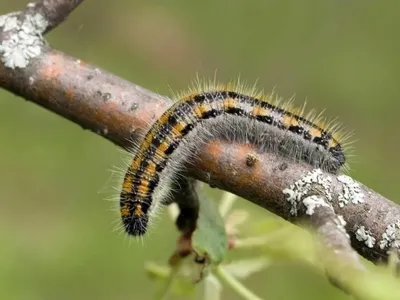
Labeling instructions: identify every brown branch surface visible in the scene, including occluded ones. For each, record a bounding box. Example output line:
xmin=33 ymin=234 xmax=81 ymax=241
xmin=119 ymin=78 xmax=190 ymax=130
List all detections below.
xmin=1 ymin=1 xmax=399 ymax=265
xmin=311 ymin=206 xmax=362 ymax=270
xmin=310 ymin=205 xmax=364 ymax=296
xmin=29 ymin=0 xmax=85 ymax=33
xmin=0 ymin=0 xmax=83 ymax=37
xmin=192 ymin=141 xmax=400 ymax=262
xmin=0 ymin=48 xmax=169 ymax=147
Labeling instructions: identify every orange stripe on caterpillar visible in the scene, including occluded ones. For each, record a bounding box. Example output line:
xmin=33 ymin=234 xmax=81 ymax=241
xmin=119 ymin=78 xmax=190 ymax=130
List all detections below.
xmin=119 ymin=80 xmax=351 ymax=237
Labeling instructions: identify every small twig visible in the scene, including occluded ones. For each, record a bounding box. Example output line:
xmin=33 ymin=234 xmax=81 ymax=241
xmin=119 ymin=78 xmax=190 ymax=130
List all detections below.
xmin=145 ymin=262 xmax=171 ymax=279
xmin=234 ymin=230 xmax=291 ymax=249
xmin=310 ymin=205 xmax=364 ymax=271
xmin=304 ymin=201 xmax=365 ymax=296
xmin=0 ymin=1 xmax=84 ymax=69
xmin=214 ymin=266 xmax=263 ymax=300
xmin=26 ymin=0 xmax=85 ymax=33
xmin=203 ymin=274 xmax=222 ymax=300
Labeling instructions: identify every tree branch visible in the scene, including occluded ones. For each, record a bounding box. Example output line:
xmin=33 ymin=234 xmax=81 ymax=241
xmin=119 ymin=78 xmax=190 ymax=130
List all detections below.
xmin=1 ymin=1 xmax=399 ymax=267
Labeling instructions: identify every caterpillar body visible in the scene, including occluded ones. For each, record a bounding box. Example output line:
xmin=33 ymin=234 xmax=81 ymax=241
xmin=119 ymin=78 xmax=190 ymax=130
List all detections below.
xmin=119 ymin=81 xmax=349 ymax=236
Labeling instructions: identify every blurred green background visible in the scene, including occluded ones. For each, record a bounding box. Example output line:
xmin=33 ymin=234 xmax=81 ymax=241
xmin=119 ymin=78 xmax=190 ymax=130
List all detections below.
xmin=1 ymin=1 xmax=399 ymax=299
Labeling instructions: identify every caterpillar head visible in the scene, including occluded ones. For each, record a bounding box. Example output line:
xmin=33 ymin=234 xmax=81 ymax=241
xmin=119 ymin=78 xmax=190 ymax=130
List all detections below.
xmin=120 ymin=198 xmax=150 ymax=236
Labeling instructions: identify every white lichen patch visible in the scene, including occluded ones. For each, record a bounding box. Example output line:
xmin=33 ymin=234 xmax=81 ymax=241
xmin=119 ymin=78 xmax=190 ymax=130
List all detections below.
xmin=283 ymin=169 xmax=333 ymax=216
xmin=0 ymin=12 xmax=48 ymax=69
xmin=379 ymin=220 xmax=400 ymax=250
xmin=0 ymin=12 xmax=19 ymax=31
xmin=355 ymin=225 xmax=376 ymax=248
xmin=337 ymin=175 xmax=364 ymax=207
xmin=2 ymin=17 xmax=19 ymax=32
xmin=303 ymin=195 xmax=331 ymax=215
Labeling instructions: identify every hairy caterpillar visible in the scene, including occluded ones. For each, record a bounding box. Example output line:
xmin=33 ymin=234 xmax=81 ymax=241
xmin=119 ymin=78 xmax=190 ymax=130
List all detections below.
xmin=119 ymin=80 xmax=349 ymax=236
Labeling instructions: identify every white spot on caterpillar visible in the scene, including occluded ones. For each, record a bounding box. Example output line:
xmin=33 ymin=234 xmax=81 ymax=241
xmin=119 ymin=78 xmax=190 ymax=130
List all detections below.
xmin=0 ymin=12 xmax=48 ymax=69
xmin=379 ymin=220 xmax=400 ymax=250
xmin=283 ymin=169 xmax=332 ymax=216
xmin=337 ymin=175 xmax=364 ymax=207
xmin=355 ymin=225 xmax=375 ymax=248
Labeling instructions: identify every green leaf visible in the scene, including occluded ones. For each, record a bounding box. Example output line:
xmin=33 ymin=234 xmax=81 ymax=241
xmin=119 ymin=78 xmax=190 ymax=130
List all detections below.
xmin=192 ymin=195 xmax=229 ymax=265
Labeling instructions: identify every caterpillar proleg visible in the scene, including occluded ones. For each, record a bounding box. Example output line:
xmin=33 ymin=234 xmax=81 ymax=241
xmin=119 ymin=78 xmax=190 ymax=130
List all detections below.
xmin=119 ymin=80 xmax=349 ymax=236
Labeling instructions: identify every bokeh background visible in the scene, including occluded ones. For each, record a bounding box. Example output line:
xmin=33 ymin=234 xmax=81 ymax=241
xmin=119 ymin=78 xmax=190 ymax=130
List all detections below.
xmin=1 ymin=1 xmax=399 ymax=299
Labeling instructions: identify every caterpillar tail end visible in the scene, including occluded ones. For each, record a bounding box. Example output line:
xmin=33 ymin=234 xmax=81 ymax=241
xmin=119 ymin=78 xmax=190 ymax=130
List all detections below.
xmin=120 ymin=199 xmax=149 ymax=236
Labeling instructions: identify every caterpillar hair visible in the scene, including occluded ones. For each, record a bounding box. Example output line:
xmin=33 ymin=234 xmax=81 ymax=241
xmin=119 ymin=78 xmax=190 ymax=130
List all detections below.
xmin=119 ymin=79 xmax=351 ymax=236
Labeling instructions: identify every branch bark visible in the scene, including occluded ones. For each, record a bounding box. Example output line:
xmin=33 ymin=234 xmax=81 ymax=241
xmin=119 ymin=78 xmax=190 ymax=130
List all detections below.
xmin=1 ymin=1 xmax=399 ymax=267
xmin=26 ymin=0 xmax=85 ymax=33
